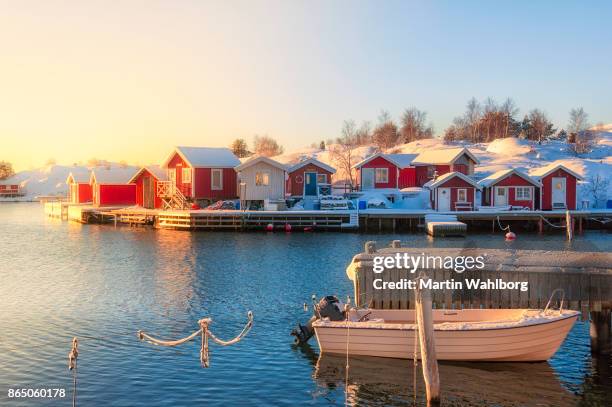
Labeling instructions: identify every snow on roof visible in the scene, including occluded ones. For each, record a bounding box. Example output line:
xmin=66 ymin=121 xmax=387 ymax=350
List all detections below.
xmin=128 ymin=165 xmax=168 ymax=183
xmin=529 ymin=163 xmax=583 ymax=180
xmin=478 ymin=168 xmax=541 ymax=187
xmin=235 ymin=155 xmax=287 ymax=172
xmin=162 ymin=146 xmax=240 ymax=168
xmin=412 ymin=147 xmax=480 ymax=165
xmin=424 ymin=171 xmax=481 ymax=189
xmin=90 ymin=166 xmax=138 ymax=185
xmin=352 ymin=152 xmax=417 ymax=169
xmin=287 ymin=157 xmax=336 ymax=174
xmin=66 ymin=169 xmax=91 ymax=184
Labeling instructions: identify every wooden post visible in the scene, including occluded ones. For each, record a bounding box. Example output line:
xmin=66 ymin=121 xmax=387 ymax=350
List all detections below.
xmin=578 ymin=216 xmax=583 ymax=235
xmin=538 ymin=218 xmax=543 ymax=235
xmin=566 ymin=211 xmax=573 ymax=240
xmin=416 ymin=277 xmax=440 ymax=405
xmin=492 ymin=219 xmax=495 ymax=233
xmin=590 ymin=309 xmax=611 ymax=355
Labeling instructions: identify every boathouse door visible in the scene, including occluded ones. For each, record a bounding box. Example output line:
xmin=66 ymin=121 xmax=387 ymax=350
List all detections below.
xmin=495 ymin=186 xmax=508 ymax=206
xmin=552 ymin=177 xmax=566 ymax=208
xmin=362 ymin=168 xmax=375 ymax=190
xmin=304 ymin=172 xmax=317 ymax=196
xmin=143 ymin=176 xmax=154 ymax=209
xmin=438 ymin=188 xmax=451 ymax=211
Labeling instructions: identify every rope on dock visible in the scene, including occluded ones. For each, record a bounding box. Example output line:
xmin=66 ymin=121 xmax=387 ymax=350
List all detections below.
xmin=138 ymin=311 xmax=254 ymax=368
xmin=539 ymin=215 xmax=567 ymax=229
xmin=67 ymin=337 xmax=78 ymax=407
xmin=496 ymin=216 xmax=511 ymax=232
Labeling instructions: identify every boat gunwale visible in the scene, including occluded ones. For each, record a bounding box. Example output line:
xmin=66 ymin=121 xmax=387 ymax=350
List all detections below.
xmin=313 ymin=311 xmax=579 ymax=332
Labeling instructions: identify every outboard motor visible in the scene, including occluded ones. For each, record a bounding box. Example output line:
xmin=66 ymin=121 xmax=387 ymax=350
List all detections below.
xmin=291 ymin=295 xmax=345 ymax=344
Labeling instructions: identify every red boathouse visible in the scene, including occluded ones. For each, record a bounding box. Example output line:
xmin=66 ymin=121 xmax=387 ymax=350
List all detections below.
xmin=530 ymin=164 xmax=582 ymax=210
xmin=352 ymin=153 xmax=417 ymax=190
xmin=425 ymin=171 xmax=481 ymax=211
xmin=286 ymin=158 xmax=336 ymax=197
xmin=478 ymin=169 xmax=541 ymax=210
xmin=412 ymin=148 xmax=479 ymax=187
xmin=161 ymin=146 xmax=241 ymax=205
xmin=128 ymin=166 xmax=168 ymax=209
xmin=66 ymin=170 xmax=93 ymax=204
xmin=90 ymin=167 xmax=138 ymax=207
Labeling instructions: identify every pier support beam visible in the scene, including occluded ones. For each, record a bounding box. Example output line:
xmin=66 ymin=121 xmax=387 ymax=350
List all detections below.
xmin=590 ymin=309 xmax=611 ymax=355
xmin=416 ymin=278 xmax=440 ymax=406
xmin=538 ymin=218 xmax=543 ymax=235
xmin=566 ymin=211 xmax=573 ymax=240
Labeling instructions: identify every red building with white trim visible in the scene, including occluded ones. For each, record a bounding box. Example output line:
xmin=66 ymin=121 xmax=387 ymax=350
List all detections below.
xmin=161 ymin=146 xmax=240 ymax=204
xmin=412 ymin=148 xmax=479 ymax=187
xmin=66 ymin=170 xmax=93 ymax=204
xmin=424 ymin=171 xmax=481 ymax=211
xmin=352 ymin=153 xmax=417 ymax=190
xmin=530 ymin=164 xmax=582 ymax=210
xmin=478 ymin=169 xmax=541 ymax=210
xmin=128 ymin=166 xmax=167 ymax=209
xmin=90 ymin=167 xmax=138 ymax=207
xmin=0 ymin=183 xmax=24 ymax=197
xmin=286 ymin=158 xmax=336 ymax=197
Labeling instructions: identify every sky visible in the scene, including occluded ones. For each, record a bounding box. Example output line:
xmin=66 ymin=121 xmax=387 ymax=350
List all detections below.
xmin=1 ymin=1 xmax=611 ymax=171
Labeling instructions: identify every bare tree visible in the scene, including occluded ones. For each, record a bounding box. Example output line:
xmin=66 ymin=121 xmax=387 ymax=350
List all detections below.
xmin=399 ymin=107 xmax=434 ymax=143
xmin=231 ymin=138 xmax=251 ymax=158
xmin=0 ymin=161 xmax=15 ymax=180
xmin=526 ymin=109 xmax=556 ymax=144
xmin=253 ymin=135 xmax=284 ymax=157
xmin=586 ymin=174 xmax=610 ymax=208
xmin=329 ymin=120 xmax=359 ymax=187
xmin=501 ymin=98 xmax=519 ymax=138
xmin=355 ymin=121 xmax=371 ymax=145
xmin=567 ymin=107 xmax=594 ymax=155
xmin=372 ymin=110 xmax=399 ymax=149
xmin=465 ymin=97 xmax=481 ymax=142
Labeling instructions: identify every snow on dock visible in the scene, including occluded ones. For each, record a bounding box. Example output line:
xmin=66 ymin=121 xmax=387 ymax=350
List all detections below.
xmin=425 ymin=214 xmax=467 ymax=237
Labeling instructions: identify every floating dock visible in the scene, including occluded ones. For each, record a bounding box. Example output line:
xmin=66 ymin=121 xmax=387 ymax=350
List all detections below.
xmin=425 ymin=214 xmax=467 ymax=237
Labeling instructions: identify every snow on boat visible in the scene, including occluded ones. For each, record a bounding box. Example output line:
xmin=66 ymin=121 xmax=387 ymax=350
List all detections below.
xmin=313 ymin=308 xmax=579 ymax=362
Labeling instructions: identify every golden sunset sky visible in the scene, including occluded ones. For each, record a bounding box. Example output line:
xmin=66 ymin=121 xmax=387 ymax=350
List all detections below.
xmin=2 ymin=1 xmax=610 ymax=171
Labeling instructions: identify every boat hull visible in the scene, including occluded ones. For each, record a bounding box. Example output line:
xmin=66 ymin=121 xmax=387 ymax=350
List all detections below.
xmin=313 ymin=309 xmax=578 ymax=362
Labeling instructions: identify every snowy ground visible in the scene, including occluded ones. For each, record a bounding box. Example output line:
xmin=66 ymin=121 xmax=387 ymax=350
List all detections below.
xmin=2 ymin=130 xmax=611 ymax=207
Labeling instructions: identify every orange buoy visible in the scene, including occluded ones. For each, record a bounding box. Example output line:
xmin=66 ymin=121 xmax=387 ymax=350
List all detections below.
xmin=265 ymin=223 xmax=274 ymax=232
xmin=284 ymin=223 xmax=292 ymax=232
xmin=505 ymin=231 xmax=516 ymax=240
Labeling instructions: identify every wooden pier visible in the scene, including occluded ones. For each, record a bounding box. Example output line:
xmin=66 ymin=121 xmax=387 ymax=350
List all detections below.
xmin=349 ymin=243 xmax=612 ymax=354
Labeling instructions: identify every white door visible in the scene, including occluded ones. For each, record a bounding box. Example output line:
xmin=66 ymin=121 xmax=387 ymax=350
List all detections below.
xmin=438 ymin=188 xmax=451 ymax=211
xmin=495 ymin=187 xmax=507 ymax=206
xmin=362 ymin=168 xmax=375 ymax=190
xmin=551 ymin=177 xmax=566 ymax=207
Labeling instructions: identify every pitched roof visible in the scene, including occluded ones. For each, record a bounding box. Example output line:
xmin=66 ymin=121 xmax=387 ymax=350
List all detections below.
xmin=528 ymin=163 xmax=583 ymax=180
xmin=66 ymin=169 xmax=91 ymax=184
xmin=352 ymin=152 xmax=418 ymax=169
xmin=235 ymin=156 xmax=287 ymax=172
xmin=90 ymin=166 xmax=138 ymax=185
xmin=478 ymin=168 xmax=541 ymax=188
xmin=162 ymin=146 xmax=241 ymax=168
xmin=424 ymin=171 xmax=481 ymax=189
xmin=412 ymin=147 xmax=480 ymax=165
xmin=128 ymin=165 xmax=168 ymax=183
xmin=287 ymin=157 xmax=336 ymax=174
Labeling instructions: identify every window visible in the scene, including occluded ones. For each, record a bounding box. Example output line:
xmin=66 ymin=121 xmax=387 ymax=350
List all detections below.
xmin=375 ymin=168 xmax=388 ymax=183
xmin=255 ymin=172 xmax=270 ymax=186
xmin=457 ymin=188 xmax=467 ymax=202
xmin=497 ymin=187 xmax=506 ymax=196
xmin=427 ymin=166 xmax=435 ymax=178
xmin=316 ymin=174 xmax=328 ymax=184
xmin=169 ymin=168 xmax=176 ymax=183
xmin=515 ymin=187 xmax=531 ymax=200
xmin=182 ymin=168 xmax=191 ymax=183
xmin=211 ymin=169 xmax=223 ymax=190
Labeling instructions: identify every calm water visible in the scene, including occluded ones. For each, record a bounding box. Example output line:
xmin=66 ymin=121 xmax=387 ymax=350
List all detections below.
xmin=0 ymin=203 xmax=610 ymax=406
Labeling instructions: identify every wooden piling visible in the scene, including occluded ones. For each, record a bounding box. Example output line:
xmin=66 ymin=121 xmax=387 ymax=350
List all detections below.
xmin=578 ymin=216 xmax=583 ymax=235
xmin=415 ymin=277 xmax=440 ymax=406
xmin=565 ymin=211 xmax=573 ymax=240
xmin=538 ymin=218 xmax=543 ymax=234
xmin=590 ymin=309 xmax=611 ymax=355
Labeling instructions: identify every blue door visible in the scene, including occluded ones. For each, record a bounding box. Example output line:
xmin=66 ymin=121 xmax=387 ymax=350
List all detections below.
xmin=304 ymin=172 xmax=317 ymax=196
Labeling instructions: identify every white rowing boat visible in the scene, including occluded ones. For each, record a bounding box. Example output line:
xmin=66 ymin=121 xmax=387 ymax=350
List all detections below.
xmin=313 ymin=308 xmax=579 ymax=362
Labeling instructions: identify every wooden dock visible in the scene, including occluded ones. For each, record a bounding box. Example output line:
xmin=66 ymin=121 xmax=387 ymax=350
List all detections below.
xmin=425 ymin=214 xmax=467 ymax=237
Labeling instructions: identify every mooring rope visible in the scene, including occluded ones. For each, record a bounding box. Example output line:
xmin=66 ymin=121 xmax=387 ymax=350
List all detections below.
xmin=67 ymin=337 xmax=78 ymax=407
xmin=138 ymin=311 xmax=253 ymax=368
xmin=539 ymin=215 xmax=567 ymax=229
xmin=496 ymin=216 xmax=511 ymax=232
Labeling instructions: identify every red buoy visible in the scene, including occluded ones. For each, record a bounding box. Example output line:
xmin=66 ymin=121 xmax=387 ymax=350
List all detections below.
xmin=265 ymin=223 xmax=274 ymax=232
xmin=505 ymin=231 xmax=516 ymax=240
xmin=191 ymin=203 xmax=201 ymax=210
xmin=304 ymin=226 xmax=313 ymax=232
xmin=284 ymin=223 xmax=292 ymax=232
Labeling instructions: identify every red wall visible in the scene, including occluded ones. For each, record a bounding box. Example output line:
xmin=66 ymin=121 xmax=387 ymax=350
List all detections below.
xmin=287 ymin=163 xmax=333 ymax=196
xmin=435 ymin=165 xmax=451 ymax=177
xmin=77 ymin=183 xmax=92 ymax=203
xmin=434 ymin=176 xmax=476 ymax=211
xmin=398 ymin=167 xmax=416 ymax=189
xmin=193 ymin=167 xmax=237 ymax=200
xmin=415 ymin=166 xmax=429 ymax=187
xmin=133 ymin=170 xmax=163 ymax=209
xmin=541 ymin=168 xmax=578 ymax=210
xmin=359 ymin=156 xmax=397 ymax=189
xmin=95 ymin=184 xmax=136 ymax=206
xmin=167 ymin=152 xmax=192 ymax=197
